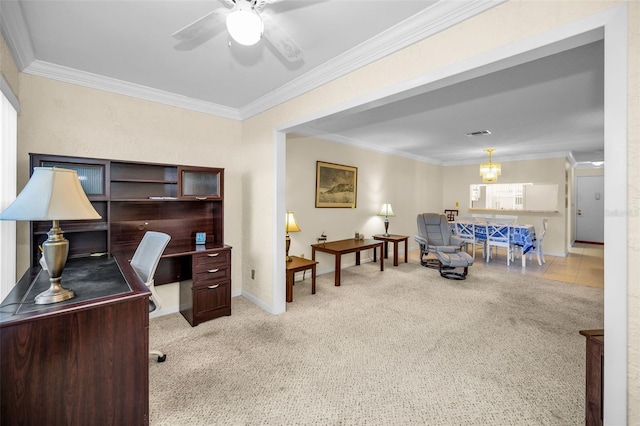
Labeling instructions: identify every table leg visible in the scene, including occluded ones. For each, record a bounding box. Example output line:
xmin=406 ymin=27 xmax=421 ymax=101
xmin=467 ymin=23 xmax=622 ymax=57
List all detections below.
xmin=286 ymin=270 xmax=293 ymax=303
xmin=393 ymin=242 xmax=399 ymax=266
xmin=355 ymin=251 xmax=361 ymax=266
xmin=384 ymin=241 xmax=389 ymax=259
xmin=311 ymin=265 xmax=316 ymax=295
xmin=373 ymin=247 xmax=377 ymax=262
xmin=379 ymin=244 xmax=384 ymax=271
xmin=403 ymin=238 xmax=408 ymax=263
xmin=335 ymin=254 xmax=341 ymax=286
xmin=312 ymin=248 xmax=316 ymax=261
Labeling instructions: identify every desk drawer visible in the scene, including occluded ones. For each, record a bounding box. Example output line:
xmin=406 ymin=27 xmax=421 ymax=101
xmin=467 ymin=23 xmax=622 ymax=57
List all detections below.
xmin=193 ymin=266 xmax=230 ymax=286
xmin=193 ymin=250 xmax=231 ymax=272
xmin=193 ymin=280 xmax=231 ymax=323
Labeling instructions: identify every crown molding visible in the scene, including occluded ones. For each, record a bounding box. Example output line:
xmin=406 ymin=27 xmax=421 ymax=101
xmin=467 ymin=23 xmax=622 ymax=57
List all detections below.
xmin=0 ymin=0 xmax=35 ymax=70
xmin=5 ymin=0 xmax=503 ymax=121
xmin=240 ymin=0 xmax=505 ymax=119
xmin=23 ymin=60 xmax=242 ymax=120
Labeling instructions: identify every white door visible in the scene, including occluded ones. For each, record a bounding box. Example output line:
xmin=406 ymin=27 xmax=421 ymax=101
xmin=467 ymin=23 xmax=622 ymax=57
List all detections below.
xmin=575 ymin=175 xmax=604 ymax=243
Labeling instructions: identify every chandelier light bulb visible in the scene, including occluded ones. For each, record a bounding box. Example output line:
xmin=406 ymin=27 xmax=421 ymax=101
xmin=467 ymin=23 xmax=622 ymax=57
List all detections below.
xmin=226 ymin=8 xmax=264 ymax=46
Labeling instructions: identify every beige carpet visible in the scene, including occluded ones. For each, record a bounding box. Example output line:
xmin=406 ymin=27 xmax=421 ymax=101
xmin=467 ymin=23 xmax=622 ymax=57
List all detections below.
xmin=149 ymin=260 xmax=603 ymax=425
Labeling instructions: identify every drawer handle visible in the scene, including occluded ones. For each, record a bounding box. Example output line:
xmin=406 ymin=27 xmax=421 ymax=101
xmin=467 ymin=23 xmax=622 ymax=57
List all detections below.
xmin=207 ymin=284 xmax=220 ymax=289
xmin=195 ymin=196 xmax=208 ymax=200
xmin=207 ymin=253 xmax=219 ymax=257
xmin=208 ymin=268 xmax=220 ymax=273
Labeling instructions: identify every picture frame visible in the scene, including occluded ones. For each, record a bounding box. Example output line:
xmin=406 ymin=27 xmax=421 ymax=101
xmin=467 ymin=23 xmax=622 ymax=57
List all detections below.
xmin=315 ymin=161 xmax=357 ymax=208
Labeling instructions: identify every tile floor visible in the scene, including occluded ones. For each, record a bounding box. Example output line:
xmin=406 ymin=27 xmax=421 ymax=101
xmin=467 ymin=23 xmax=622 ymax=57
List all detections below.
xmin=461 ymin=242 xmax=604 ymax=288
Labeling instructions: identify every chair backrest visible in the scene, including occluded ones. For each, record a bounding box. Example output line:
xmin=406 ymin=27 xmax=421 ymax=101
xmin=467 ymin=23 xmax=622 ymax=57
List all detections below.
xmin=444 ymin=209 xmax=458 ymax=221
xmin=539 ymin=218 xmax=548 ymax=241
xmin=130 ymin=231 xmax=171 ymax=287
xmin=486 ymin=223 xmax=510 ymax=245
xmin=454 ymin=217 xmax=475 ymax=241
xmin=417 ymin=213 xmax=452 ymax=246
xmin=493 ymin=214 xmax=518 ymax=222
xmin=488 ymin=217 xmax=517 ymax=225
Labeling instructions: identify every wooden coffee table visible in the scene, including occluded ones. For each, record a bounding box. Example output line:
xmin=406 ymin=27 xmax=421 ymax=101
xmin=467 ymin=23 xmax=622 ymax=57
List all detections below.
xmin=286 ymin=256 xmax=318 ymax=303
xmin=373 ymin=234 xmax=409 ymax=266
xmin=311 ymin=238 xmax=383 ymax=286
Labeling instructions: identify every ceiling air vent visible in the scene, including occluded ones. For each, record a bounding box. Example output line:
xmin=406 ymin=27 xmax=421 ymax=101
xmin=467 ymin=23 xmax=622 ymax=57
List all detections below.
xmin=465 ymin=130 xmax=492 ymax=137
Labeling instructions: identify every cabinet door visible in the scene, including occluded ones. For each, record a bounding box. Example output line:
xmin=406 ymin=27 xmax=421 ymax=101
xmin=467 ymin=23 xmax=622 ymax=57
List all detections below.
xmin=178 ymin=166 xmax=223 ymax=200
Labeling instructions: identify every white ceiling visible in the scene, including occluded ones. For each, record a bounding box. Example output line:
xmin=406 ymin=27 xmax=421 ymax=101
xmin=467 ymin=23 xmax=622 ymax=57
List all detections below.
xmin=1 ymin=0 xmax=604 ymax=166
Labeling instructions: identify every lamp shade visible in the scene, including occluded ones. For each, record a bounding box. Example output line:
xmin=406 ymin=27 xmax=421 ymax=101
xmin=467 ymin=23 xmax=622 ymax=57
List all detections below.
xmin=285 ymin=211 xmax=301 ymax=233
xmin=226 ymin=8 xmax=264 ymax=46
xmin=0 ymin=167 xmax=101 ymax=221
xmin=377 ymin=204 xmax=395 ymax=217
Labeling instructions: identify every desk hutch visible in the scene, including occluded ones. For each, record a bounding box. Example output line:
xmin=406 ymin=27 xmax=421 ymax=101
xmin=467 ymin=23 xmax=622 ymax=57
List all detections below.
xmin=29 ymin=153 xmax=231 ymax=325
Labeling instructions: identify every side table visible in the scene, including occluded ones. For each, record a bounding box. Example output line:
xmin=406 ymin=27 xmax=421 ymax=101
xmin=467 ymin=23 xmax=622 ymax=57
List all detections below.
xmin=373 ymin=234 xmax=409 ymax=266
xmin=286 ymin=256 xmax=318 ymax=302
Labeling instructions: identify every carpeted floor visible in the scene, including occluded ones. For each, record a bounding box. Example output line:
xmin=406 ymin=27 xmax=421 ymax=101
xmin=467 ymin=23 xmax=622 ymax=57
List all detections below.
xmin=149 ymin=260 xmax=603 ymax=425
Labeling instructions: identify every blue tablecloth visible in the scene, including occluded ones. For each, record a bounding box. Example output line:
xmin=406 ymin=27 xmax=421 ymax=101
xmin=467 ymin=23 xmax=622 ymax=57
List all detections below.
xmin=450 ymin=222 xmax=537 ymax=254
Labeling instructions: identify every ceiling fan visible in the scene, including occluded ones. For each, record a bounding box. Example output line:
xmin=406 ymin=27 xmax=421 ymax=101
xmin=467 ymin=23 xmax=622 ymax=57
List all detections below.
xmin=172 ymin=0 xmax=304 ymax=62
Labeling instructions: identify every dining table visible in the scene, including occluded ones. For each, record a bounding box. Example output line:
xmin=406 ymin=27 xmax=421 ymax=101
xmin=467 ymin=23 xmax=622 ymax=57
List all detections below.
xmin=450 ymin=221 xmax=537 ymax=267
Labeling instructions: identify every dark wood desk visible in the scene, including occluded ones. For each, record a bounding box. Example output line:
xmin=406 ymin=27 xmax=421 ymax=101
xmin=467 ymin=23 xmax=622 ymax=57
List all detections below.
xmin=311 ymin=238 xmax=383 ymax=286
xmin=286 ymin=256 xmax=318 ymax=302
xmin=0 ymin=255 xmax=150 ymax=425
xmin=373 ymin=234 xmax=409 ymax=266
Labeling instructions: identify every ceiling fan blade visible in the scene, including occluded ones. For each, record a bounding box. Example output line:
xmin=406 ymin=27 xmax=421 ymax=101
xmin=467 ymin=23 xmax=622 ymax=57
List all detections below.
xmin=254 ymin=0 xmax=282 ymax=10
xmin=172 ymin=8 xmax=229 ymax=41
xmin=262 ymin=15 xmax=303 ymax=62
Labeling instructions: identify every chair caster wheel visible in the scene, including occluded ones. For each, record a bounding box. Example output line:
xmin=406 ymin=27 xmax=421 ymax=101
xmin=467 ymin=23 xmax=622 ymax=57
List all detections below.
xmin=157 ymin=354 xmax=167 ymax=363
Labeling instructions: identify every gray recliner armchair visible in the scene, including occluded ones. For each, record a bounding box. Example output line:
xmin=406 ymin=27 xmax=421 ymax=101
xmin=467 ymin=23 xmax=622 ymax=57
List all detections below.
xmin=416 ymin=213 xmax=473 ymax=279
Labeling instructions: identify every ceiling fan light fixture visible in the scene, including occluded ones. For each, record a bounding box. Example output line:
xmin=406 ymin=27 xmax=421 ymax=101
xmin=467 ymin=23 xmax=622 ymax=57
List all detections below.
xmin=226 ymin=9 xmax=264 ymax=46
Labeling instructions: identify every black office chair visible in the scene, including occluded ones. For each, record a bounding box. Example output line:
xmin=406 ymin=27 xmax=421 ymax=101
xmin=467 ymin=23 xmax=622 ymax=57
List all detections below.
xmin=130 ymin=231 xmax=171 ymax=362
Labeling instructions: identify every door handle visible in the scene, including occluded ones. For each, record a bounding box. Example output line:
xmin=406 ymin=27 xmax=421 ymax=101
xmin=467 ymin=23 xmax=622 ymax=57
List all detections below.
xmin=577 ymin=209 xmax=583 ymax=216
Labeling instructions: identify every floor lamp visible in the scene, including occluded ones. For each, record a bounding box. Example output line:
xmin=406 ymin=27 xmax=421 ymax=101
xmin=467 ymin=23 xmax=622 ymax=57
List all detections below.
xmin=0 ymin=167 xmax=101 ymax=304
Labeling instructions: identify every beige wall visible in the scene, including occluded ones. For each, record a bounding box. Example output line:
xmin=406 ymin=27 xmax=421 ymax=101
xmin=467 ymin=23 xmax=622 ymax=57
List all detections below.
xmin=6 ymin=0 xmax=639 ymax=421
xmin=243 ymin=1 xmax=638 ymax=421
xmin=286 ymin=136 xmax=569 ymax=268
xmin=442 ymin=157 xmax=567 ymax=256
xmin=286 ymin=134 xmax=441 ymax=273
xmin=16 ymin=75 xmax=244 ymax=302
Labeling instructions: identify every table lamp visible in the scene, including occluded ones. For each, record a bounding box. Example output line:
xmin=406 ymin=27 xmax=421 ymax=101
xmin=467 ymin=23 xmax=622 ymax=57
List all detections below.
xmin=377 ymin=203 xmax=395 ymax=236
xmin=0 ymin=167 xmax=101 ymax=304
xmin=285 ymin=211 xmax=301 ymax=262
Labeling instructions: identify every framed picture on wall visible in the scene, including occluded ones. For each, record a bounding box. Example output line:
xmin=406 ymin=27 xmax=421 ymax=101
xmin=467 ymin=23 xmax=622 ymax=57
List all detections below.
xmin=315 ymin=161 xmax=357 ymax=208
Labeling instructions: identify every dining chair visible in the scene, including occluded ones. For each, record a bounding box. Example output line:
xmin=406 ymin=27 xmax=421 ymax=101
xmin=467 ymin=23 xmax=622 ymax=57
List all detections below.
xmin=130 ymin=231 xmax=171 ymax=363
xmin=454 ymin=217 xmax=477 ymax=259
xmin=485 ymin=221 xmax=512 ymax=265
xmin=444 ymin=209 xmax=459 ymax=221
xmin=529 ymin=218 xmax=548 ymax=265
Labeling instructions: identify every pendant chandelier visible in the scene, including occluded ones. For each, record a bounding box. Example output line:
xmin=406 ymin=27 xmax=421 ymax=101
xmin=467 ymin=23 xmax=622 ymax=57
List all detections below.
xmin=479 ymin=148 xmax=501 ymax=183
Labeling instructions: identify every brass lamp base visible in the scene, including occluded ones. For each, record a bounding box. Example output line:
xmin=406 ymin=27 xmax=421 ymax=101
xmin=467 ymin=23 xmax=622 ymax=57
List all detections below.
xmin=35 ymin=280 xmax=75 ymax=304
xmin=35 ymin=220 xmax=75 ymax=304
xmin=286 ymin=234 xmax=293 ymax=262
xmin=383 ymin=218 xmax=390 ymax=237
